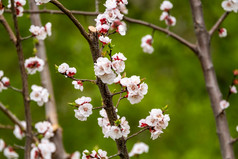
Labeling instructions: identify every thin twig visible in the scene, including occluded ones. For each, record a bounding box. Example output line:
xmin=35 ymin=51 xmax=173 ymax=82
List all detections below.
xmin=10 ymin=0 xmax=33 ymax=157
xmin=50 ymin=0 xmax=91 ymax=43
xmin=0 ymin=102 xmax=25 ymax=131
xmin=13 ymin=144 xmax=25 ymax=150
xmin=108 ymin=153 xmax=120 ymax=159
xmin=4 ymin=9 xmax=99 ymax=16
xmin=0 ymin=124 xmax=14 ymax=130
xmin=0 ymin=15 xmax=17 ymax=44
xmin=112 ymin=90 xmax=127 ymax=96
xmin=8 ymin=85 xmax=22 ymax=93
xmin=5 ymin=9 xmax=197 ymax=52
xmin=209 ymin=12 xmax=230 ymax=36
xmin=126 ymin=127 xmax=149 ymax=141
xmin=115 ymin=96 xmax=126 ymax=109
xmin=230 ymin=137 xmax=238 ymax=144
xmin=21 ymin=35 xmax=34 ymax=41
xmin=92 ymin=106 xmax=105 ymax=110
xmin=60 ymin=73 xmax=96 ymax=83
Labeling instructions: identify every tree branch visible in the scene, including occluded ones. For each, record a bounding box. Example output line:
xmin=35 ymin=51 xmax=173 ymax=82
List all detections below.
xmin=189 ymin=0 xmax=235 ymax=158
xmin=4 ymin=9 xmax=197 ymax=53
xmin=8 ymin=85 xmax=22 ymax=93
xmin=88 ymin=27 xmax=129 ymax=159
xmin=10 ymin=0 xmax=32 ymax=158
xmin=95 ymin=0 xmax=99 ymax=12
xmin=50 ymin=0 xmax=91 ymax=43
xmin=0 ymin=102 xmax=25 ymax=131
xmin=0 ymin=15 xmax=17 ymax=44
xmin=209 ymin=12 xmax=230 ymax=36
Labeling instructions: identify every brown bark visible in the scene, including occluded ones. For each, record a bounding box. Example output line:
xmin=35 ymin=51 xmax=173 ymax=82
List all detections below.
xmin=189 ymin=0 xmax=235 ymax=158
xmin=88 ymin=27 xmax=129 ymax=159
xmin=10 ymin=0 xmax=32 ymax=158
xmin=28 ymin=0 xmax=67 ymax=158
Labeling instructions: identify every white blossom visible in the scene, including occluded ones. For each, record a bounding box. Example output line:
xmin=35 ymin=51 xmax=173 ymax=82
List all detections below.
xmin=118 ymin=22 xmax=127 ymax=36
xmin=104 ymin=0 xmax=117 ymax=10
xmin=38 ymin=139 xmax=56 ymax=159
xmin=72 ymin=81 xmax=83 ymax=91
xmin=45 ymin=22 xmax=52 ymax=36
xmin=35 ymin=0 xmax=51 ymax=5
xmin=29 ymin=25 xmax=47 ymax=40
xmin=230 ymin=85 xmax=237 ymax=94
xmin=160 ymin=11 xmax=169 ymax=21
xmin=0 ymin=70 xmax=3 ymax=78
xmin=114 ymin=74 xmax=122 ymax=83
xmin=1 ymin=77 xmax=10 ymax=86
xmin=3 ymin=147 xmax=19 ymax=159
xmin=165 ymin=15 xmax=176 ymax=26
xmin=139 ymin=108 xmax=170 ymax=140
xmin=24 ymin=56 xmax=45 ymax=74
xmin=99 ymin=36 xmax=112 ymax=45
xmin=109 ymin=126 xmax=123 ymax=140
xmin=66 ymin=67 xmax=77 ymax=77
xmin=222 ymin=0 xmax=238 ymax=12
xmin=0 ymin=139 xmax=5 ymax=152
xmin=129 ymin=142 xmax=149 ymax=157
xmin=160 ymin=1 xmax=173 ymax=11
xmin=220 ymin=100 xmax=230 ymax=110
xmin=30 ymin=85 xmax=49 ymax=106
xmin=219 ymin=28 xmax=227 ymax=38
xmin=71 ymin=151 xmax=80 ymax=159
xmin=7 ymin=0 xmax=26 ymax=17
xmin=35 ymin=121 xmax=54 ymax=139
xmin=94 ymin=57 xmax=116 ymax=84
xmin=0 ymin=82 xmax=7 ymax=92
xmin=112 ymin=53 xmax=127 ymax=73
xmin=30 ymin=147 xmax=41 ymax=159
xmin=13 ymin=121 xmax=26 ymax=140
xmin=58 ymin=63 xmax=69 ymax=74
xmin=236 ymin=125 xmax=238 ymax=132
xmin=74 ymin=97 xmax=93 ymax=121
xmin=141 ymin=35 xmax=154 ymax=54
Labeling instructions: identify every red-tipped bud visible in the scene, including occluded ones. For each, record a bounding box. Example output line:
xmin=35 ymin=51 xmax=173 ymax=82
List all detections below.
xmin=233 ymin=69 xmax=238 ymax=76
xmin=233 ymin=79 xmax=238 ymax=85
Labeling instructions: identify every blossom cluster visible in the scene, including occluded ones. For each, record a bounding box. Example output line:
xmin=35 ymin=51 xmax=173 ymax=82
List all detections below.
xmin=139 ymin=108 xmax=170 ymax=140
xmin=129 ymin=142 xmax=149 ymax=157
xmin=7 ymin=0 xmax=26 ymax=17
xmin=94 ymin=52 xmax=126 ymax=84
xmin=58 ymin=63 xmax=84 ymax=91
xmin=141 ymin=35 xmax=154 ymax=54
xmin=30 ymin=121 xmax=55 ymax=159
xmin=222 ymin=0 xmax=238 ymax=12
xmin=35 ymin=0 xmax=51 ymax=5
xmin=74 ymin=96 xmax=93 ymax=121
xmin=0 ymin=139 xmax=19 ymax=159
xmin=30 ymin=84 xmax=49 ymax=106
xmin=30 ymin=139 xmax=56 ymax=159
xmin=219 ymin=69 xmax=238 ymax=110
xmin=82 ymin=149 xmax=108 ymax=159
xmin=121 ymin=75 xmax=148 ymax=104
xmin=29 ymin=22 xmax=52 ymax=40
xmin=13 ymin=121 xmax=26 ymax=140
xmin=24 ymin=56 xmax=45 ymax=75
xmin=98 ymin=109 xmax=130 ymax=140
xmin=160 ymin=1 xmax=176 ymax=26
xmin=95 ymin=0 xmax=128 ymax=44
xmin=0 ymin=70 xmax=10 ymax=92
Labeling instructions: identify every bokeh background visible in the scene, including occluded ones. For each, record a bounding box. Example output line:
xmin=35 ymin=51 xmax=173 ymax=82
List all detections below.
xmin=0 ymin=0 xmax=238 ymax=158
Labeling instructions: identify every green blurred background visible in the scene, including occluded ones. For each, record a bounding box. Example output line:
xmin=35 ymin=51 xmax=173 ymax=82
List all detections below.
xmin=0 ymin=0 xmax=238 ymax=158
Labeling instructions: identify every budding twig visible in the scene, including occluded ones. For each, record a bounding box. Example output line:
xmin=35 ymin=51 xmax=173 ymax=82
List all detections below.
xmin=112 ymin=90 xmax=127 ymax=96
xmin=209 ymin=12 xmax=230 ymax=36
xmin=20 ymin=35 xmax=34 ymax=41
xmin=60 ymin=72 xmax=96 ymax=83
xmin=0 ymin=124 xmax=14 ymax=130
xmin=126 ymin=126 xmax=149 ymax=141
xmin=108 ymin=153 xmax=120 ymax=159
xmin=92 ymin=105 xmax=105 ymax=110
xmin=230 ymin=137 xmax=238 ymax=144
xmin=8 ymin=85 xmax=22 ymax=93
